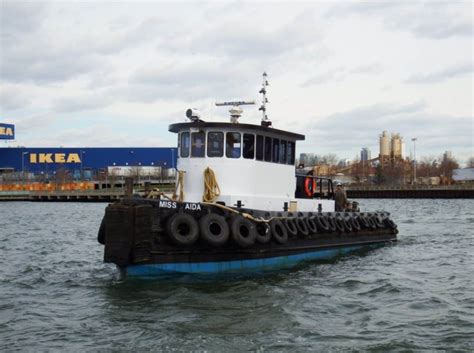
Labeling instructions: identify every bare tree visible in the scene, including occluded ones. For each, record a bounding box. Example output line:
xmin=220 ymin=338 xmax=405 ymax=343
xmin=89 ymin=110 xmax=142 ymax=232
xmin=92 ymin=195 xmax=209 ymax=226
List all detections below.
xmin=315 ymin=153 xmax=339 ymax=166
xmin=438 ymin=154 xmax=459 ymax=179
xmin=467 ymin=156 xmax=474 ymax=168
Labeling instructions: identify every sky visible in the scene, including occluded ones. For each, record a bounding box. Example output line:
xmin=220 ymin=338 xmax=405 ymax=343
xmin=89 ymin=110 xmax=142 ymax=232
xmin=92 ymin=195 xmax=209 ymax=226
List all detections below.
xmin=0 ymin=0 xmax=473 ymax=165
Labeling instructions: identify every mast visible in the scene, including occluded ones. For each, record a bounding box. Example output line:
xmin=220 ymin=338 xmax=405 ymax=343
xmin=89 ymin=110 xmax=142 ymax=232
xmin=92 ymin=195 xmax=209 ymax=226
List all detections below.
xmin=259 ymin=72 xmax=271 ymax=127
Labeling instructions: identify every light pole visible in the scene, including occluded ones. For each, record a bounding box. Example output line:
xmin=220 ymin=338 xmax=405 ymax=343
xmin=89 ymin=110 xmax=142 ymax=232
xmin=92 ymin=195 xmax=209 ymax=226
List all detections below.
xmin=80 ymin=150 xmax=85 ymax=180
xmin=412 ymin=137 xmax=417 ymax=185
xmin=21 ymin=152 xmax=29 ymax=185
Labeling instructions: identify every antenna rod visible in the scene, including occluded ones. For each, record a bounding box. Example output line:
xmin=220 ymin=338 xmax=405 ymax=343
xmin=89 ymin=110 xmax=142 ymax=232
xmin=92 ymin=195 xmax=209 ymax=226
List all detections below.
xmin=215 ymin=101 xmax=255 ymax=106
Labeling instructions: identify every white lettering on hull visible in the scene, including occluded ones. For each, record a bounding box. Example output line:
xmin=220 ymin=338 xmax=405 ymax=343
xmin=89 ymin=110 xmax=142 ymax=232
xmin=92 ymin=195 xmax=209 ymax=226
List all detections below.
xmin=159 ymin=200 xmax=177 ymax=209
xmin=158 ymin=200 xmax=201 ymax=211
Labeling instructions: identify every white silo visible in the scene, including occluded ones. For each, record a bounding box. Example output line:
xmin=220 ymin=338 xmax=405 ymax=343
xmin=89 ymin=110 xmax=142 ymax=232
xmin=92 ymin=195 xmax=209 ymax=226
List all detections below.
xmin=379 ymin=131 xmax=390 ymax=157
xmin=391 ymin=133 xmax=403 ymax=158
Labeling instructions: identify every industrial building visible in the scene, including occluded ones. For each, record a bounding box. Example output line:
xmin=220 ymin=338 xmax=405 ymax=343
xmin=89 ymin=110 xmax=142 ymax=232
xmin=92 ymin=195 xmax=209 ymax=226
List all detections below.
xmin=379 ymin=131 xmax=405 ymax=161
xmin=0 ymin=147 xmax=177 ymax=180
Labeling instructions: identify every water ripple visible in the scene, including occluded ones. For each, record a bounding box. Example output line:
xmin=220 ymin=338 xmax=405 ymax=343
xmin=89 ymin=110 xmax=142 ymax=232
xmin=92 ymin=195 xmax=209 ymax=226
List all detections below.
xmin=0 ymin=200 xmax=473 ymax=351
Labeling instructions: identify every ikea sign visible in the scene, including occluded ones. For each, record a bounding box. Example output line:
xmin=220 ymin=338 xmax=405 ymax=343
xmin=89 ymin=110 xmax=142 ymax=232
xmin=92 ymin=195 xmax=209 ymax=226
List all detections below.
xmin=0 ymin=123 xmax=15 ymax=140
xmin=29 ymin=153 xmax=81 ymax=164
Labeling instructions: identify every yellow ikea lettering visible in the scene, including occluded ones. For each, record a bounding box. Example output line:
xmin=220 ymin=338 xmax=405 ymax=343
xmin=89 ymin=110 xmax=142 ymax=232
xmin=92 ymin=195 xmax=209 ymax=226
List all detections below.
xmin=66 ymin=153 xmax=81 ymax=163
xmin=39 ymin=153 xmax=53 ymax=163
xmin=55 ymin=153 xmax=66 ymax=163
xmin=0 ymin=127 xmax=13 ymax=136
xmin=28 ymin=153 xmax=81 ymax=163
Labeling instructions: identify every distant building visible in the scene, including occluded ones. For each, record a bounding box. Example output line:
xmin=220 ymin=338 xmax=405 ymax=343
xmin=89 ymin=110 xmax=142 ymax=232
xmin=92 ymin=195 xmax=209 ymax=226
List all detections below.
xmin=361 ymin=147 xmax=371 ymax=161
xmin=299 ymin=153 xmax=317 ymax=166
xmin=299 ymin=153 xmax=308 ymax=165
xmin=379 ymin=131 xmax=404 ymax=160
xmin=453 ymin=168 xmax=474 ymax=182
xmin=379 ymin=131 xmax=390 ymax=158
xmin=0 ymin=147 xmax=177 ymax=179
xmin=391 ymin=133 xmax=403 ymax=158
xmin=338 ymin=159 xmax=351 ymax=168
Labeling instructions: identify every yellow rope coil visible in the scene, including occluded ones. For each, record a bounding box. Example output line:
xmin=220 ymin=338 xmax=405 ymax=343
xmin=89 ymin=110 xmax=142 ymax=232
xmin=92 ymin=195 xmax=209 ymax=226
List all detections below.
xmin=172 ymin=170 xmax=185 ymax=202
xmin=202 ymin=167 xmax=221 ymax=203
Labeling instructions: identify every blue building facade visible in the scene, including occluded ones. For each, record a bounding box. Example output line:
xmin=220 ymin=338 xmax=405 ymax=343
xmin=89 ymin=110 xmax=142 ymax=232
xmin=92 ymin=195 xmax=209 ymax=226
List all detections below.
xmin=0 ymin=147 xmax=177 ymax=175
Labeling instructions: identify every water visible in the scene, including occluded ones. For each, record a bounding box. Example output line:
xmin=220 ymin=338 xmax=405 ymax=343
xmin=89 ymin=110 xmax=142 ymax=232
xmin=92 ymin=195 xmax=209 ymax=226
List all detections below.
xmin=0 ymin=200 xmax=473 ymax=352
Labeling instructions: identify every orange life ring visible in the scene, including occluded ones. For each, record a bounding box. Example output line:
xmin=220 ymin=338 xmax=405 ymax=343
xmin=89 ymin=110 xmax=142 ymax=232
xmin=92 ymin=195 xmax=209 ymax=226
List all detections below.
xmin=304 ymin=177 xmax=316 ymax=198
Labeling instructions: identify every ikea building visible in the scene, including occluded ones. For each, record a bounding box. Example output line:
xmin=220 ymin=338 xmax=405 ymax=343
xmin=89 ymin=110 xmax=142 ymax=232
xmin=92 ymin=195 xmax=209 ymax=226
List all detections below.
xmin=0 ymin=147 xmax=177 ymax=180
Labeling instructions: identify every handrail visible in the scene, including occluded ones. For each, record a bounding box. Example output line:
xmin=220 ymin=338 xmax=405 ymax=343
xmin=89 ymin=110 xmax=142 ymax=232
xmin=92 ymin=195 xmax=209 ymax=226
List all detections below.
xmin=295 ymin=174 xmax=335 ymax=199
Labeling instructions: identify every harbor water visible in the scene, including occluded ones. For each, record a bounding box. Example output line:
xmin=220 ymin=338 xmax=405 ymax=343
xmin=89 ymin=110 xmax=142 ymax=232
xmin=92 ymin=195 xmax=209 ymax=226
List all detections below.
xmin=0 ymin=200 xmax=473 ymax=351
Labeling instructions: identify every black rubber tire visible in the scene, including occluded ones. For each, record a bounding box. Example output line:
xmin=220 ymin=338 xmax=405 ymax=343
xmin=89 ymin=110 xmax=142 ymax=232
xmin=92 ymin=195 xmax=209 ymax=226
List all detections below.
xmin=374 ymin=216 xmax=385 ymax=228
xmin=270 ymin=219 xmax=288 ymax=244
xmin=255 ymin=222 xmax=272 ymax=244
xmin=334 ymin=217 xmax=345 ymax=233
xmin=343 ymin=218 xmax=353 ymax=232
xmin=199 ymin=213 xmax=229 ymax=247
xmin=97 ymin=217 xmax=105 ymax=245
xmin=229 ymin=215 xmax=256 ymax=248
xmin=326 ymin=215 xmax=337 ymax=232
xmin=295 ymin=218 xmax=309 ymax=237
xmin=166 ymin=213 xmax=200 ymax=246
xmin=358 ymin=215 xmax=370 ymax=228
xmin=384 ymin=218 xmax=397 ymax=229
xmin=284 ymin=218 xmax=298 ymax=237
xmin=367 ymin=216 xmax=377 ymax=230
xmin=350 ymin=217 xmax=361 ymax=231
xmin=305 ymin=217 xmax=318 ymax=234
xmin=315 ymin=215 xmax=330 ymax=232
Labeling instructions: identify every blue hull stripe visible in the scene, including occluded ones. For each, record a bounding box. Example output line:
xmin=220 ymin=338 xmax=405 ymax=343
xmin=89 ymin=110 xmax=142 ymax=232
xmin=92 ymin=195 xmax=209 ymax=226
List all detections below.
xmin=125 ymin=244 xmax=381 ymax=277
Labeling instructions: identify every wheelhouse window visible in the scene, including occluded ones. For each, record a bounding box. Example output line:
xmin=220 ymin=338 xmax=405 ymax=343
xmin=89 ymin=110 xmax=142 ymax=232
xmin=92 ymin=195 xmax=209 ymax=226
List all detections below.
xmin=226 ymin=132 xmax=241 ymax=158
xmin=256 ymin=135 xmax=264 ymax=161
xmin=280 ymin=140 xmax=287 ymax=164
xmin=272 ymin=138 xmax=280 ymax=163
xmin=243 ymin=133 xmax=255 ymax=159
xmin=287 ymin=141 xmax=295 ymax=165
xmin=180 ymin=132 xmax=190 ymax=158
xmin=191 ymin=132 xmax=205 ymax=157
xmin=264 ymin=136 xmax=272 ymax=162
xmin=207 ymin=131 xmax=223 ymax=157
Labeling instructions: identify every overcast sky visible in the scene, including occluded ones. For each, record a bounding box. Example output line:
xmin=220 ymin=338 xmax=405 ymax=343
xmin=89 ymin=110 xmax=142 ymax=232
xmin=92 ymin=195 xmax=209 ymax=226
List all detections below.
xmin=1 ymin=1 xmax=472 ymax=164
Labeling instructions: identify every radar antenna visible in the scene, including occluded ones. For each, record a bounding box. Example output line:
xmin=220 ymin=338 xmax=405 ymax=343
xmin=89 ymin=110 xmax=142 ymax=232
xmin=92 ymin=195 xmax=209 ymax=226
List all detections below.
xmin=215 ymin=100 xmax=255 ymax=123
xmin=259 ymin=72 xmax=271 ymax=127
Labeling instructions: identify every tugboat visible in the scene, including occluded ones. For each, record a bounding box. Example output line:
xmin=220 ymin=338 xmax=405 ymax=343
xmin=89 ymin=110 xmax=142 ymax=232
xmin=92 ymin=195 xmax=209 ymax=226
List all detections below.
xmin=98 ymin=73 xmax=397 ymax=278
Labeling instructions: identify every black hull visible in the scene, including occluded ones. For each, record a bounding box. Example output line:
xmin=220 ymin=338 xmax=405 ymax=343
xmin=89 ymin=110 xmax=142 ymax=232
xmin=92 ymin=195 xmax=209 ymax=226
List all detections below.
xmin=100 ymin=198 xmax=398 ymax=277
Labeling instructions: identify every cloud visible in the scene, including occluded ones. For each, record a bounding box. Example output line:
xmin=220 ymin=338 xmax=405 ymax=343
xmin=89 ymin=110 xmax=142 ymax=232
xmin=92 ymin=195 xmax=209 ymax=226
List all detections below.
xmin=53 ymin=93 xmax=113 ymax=113
xmin=127 ymin=56 xmax=263 ymax=102
xmin=0 ymin=2 xmax=46 ymax=36
xmin=298 ymin=101 xmax=472 ymax=162
xmin=301 ymin=64 xmax=383 ymax=87
xmin=405 ymin=63 xmax=473 ymax=84
xmin=0 ymin=2 xmax=471 ymax=164
xmin=0 ymin=86 xmax=31 ymax=111
xmin=327 ymin=1 xmax=473 ymax=39
xmin=0 ymin=5 xmax=171 ymax=84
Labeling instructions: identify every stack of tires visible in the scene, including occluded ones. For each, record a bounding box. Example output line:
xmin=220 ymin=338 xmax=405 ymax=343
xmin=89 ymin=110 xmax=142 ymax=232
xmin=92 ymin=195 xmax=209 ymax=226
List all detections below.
xmin=164 ymin=210 xmax=398 ymax=249
xmin=165 ymin=212 xmax=289 ymax=248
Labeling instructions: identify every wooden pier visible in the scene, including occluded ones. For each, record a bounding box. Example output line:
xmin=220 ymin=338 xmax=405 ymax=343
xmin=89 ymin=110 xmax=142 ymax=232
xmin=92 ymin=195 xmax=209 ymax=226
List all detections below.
xmin=347 ymin=185 xmax=474 ymax=199
xmin=0 ymin=189 xmax=124 ymax=202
